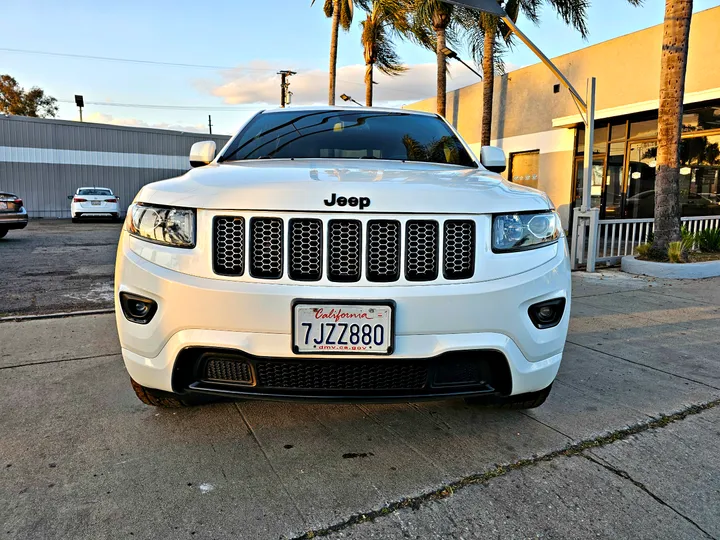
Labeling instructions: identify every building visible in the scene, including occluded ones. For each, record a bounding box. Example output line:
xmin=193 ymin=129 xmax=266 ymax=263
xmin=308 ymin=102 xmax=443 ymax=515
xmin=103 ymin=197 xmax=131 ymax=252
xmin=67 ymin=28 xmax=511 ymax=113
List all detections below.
xmin=405 ymin=6 xmax=720 ymax=229
xmin=0 ymin=115 xmax=231 ymax=218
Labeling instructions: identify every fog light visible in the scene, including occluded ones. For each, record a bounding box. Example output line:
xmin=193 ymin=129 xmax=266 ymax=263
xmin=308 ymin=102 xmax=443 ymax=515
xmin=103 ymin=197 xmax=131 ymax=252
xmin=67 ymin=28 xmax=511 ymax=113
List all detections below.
xmin=119 ymin=292 xmax=158 ymax=324
xmin=528 ymin=298 xmax=566 ymax=329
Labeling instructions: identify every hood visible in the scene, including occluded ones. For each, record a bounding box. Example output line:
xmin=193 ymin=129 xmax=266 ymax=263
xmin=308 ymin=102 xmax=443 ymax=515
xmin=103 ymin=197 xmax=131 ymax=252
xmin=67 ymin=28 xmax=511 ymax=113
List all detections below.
xmin=135 ymin=159 xmax=551 ymax=215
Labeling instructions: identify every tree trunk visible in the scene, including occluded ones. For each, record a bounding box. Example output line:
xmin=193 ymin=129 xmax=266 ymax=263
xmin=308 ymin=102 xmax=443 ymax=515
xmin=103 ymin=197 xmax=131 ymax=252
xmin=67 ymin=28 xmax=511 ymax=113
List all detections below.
xmin=328 ymin=0 xmax=341 ymax=106
xmin=653 ymin=0 xmax=692 ymax=253
xmin=436 ymin=26 xmax=447 ymax=118
xmin=365 ymin=63 xmax=373 ymax=107
xmin=481 ymin=24 xmax=496 ymax=147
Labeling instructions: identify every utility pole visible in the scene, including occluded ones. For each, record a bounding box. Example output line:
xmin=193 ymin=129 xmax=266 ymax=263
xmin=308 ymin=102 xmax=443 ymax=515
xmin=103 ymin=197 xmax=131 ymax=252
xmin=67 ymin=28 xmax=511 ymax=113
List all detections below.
xmin=208 ymin=114 xmax=213 ymax=135
xmin=278 ymin=70 xmax=296 ymax=108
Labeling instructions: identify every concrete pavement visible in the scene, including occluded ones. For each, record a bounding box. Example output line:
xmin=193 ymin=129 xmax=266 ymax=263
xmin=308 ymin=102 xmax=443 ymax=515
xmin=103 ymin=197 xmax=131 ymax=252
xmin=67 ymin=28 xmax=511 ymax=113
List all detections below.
xmin=1 ymin=271 xmax=719 ymax=539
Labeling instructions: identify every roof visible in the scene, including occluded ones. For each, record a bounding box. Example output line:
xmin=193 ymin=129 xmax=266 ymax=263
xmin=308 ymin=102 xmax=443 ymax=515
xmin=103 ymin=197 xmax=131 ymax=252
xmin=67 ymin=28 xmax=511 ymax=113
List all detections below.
xmin=260 ymin=106 xmax=438 ymax=117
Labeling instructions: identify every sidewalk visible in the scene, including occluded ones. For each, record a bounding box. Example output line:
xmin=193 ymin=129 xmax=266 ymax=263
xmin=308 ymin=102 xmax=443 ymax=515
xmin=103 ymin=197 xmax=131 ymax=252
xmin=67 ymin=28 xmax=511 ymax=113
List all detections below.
xmin=1 ymin=270 xmax=718 ymax=539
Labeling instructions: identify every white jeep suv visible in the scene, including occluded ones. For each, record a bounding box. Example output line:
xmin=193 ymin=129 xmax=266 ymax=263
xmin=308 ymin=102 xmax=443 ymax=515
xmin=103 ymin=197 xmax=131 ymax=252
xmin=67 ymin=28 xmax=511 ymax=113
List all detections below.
xmin=115 ymin=107 xmax=570 ymax=408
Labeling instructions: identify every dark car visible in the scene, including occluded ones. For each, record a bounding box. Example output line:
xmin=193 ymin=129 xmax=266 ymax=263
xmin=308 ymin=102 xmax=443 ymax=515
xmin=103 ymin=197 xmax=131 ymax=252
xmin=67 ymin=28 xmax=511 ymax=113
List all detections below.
xmin=0 ymin=191 xmax=28 ymax=238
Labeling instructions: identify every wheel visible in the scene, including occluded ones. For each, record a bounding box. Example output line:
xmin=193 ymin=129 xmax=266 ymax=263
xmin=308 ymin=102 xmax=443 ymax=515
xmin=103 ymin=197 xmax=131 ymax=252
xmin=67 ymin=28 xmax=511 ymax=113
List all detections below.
xmin=112 ymin=213 xmax=122 ymax=223
xmin=464 ymin=384 xmax=553 ymax=410
xmin=130 ymin=378 xmax=219 ymax=408
xmin=0 ymin=228 xmax=7 ymax=239
xmin=71 ymin=215 xmax=79 ymax=223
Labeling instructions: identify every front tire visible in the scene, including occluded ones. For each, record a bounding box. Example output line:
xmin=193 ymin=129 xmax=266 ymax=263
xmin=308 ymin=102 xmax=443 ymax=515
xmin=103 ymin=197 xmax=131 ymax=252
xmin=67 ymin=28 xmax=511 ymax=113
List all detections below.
xmin=130 ymin=378 xmax=219 ymax=408
xmin=0 ymin=228 xmax=7 ymax=239
xmin=464 ymin=384 xmax=553 ymax=410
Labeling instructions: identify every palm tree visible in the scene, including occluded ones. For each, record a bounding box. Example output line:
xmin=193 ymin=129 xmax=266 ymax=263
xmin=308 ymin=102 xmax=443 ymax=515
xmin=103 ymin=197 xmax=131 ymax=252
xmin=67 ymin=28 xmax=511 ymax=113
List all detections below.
xmin=653 ymin=0 xmax=693 ymax=254
xmin=360 ymin=0 xmax=408 ymax=106
xmin=464 ymin=0 xmax=641 ymax=147
xmin=313 ymin=0 xmax=360 ymax=105
xmin=411 ymin=0 xmax=457 ymax=118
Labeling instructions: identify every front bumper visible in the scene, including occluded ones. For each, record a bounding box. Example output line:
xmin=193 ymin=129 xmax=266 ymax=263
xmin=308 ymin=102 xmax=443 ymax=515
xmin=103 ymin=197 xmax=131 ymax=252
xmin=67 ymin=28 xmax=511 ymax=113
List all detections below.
xmin=0 ymin=208 xmax=28 ymax=230
xmin=115 ymin=235 xmax=571 ymax=401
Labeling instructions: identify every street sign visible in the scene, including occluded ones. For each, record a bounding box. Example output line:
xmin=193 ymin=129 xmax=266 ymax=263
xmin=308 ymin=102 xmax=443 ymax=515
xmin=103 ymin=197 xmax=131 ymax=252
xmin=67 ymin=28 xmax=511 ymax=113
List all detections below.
xmin=441 ymin=0 xmax=507 ymax=16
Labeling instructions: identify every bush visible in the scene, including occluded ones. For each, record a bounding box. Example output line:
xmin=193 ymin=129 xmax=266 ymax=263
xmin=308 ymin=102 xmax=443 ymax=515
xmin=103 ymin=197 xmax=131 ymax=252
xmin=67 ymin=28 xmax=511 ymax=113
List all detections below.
xmin=668 ymin=241 xmax=687 ymax=263
xmin=636 ymin=243 xmax=652 ymax=258
xmin=696 ymin=228 xmax=720 ymax=252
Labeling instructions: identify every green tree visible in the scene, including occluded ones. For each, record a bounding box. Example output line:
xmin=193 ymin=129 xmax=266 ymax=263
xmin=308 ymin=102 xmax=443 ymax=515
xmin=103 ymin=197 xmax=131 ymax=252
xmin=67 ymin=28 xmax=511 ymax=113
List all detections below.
xmin=0 ymin=75 xmax=58 ymax=118
xmin=313 ymin=0 xmax=364 ymax=105
xmin=409 ymin=0 xmax=458 ymax=118
xmin=652 ymin=0 xmax=693 ymax=254
xmin=361 ymin=0 xmax=409 ymax=106
xmin=463 ymin=0 xmax=641 ymax=147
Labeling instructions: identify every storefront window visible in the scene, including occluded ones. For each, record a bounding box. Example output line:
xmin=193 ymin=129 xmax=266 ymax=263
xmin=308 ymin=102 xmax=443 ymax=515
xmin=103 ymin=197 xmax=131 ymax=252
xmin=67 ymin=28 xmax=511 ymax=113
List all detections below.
xmin=611 ymin=122 xmax=627 ymax=141
xmin=629 ymin=119 xmax=658 ymax=140
xmin=626 ymin=141 xmax=658 ymax=219
xmin=604 ymin=143 xmax=625 ymax=218
xmin=576 ymin=124 xmax=609 ymax=155
xmin=682 ymin=105 xmax=720 ymax=133
xmin=679 ymin=134 xmax=720 ymax=216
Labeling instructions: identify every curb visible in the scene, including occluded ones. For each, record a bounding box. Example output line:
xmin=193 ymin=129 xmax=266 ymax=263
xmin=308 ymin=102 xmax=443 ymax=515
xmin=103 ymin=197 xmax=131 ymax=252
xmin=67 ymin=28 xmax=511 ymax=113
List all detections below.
xmin=621 ymin=255 xmax=720 ymax=279
xmin=0 ymin=308 xmax=115 ymax=323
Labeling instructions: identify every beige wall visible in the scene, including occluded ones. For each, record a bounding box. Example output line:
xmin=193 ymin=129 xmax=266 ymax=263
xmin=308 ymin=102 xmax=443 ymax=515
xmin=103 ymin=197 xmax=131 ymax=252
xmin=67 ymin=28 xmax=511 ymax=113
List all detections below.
xmin=407 ymin=5 xmax=720 ymax=141
xmin=404 ymin=6 xmax=720 ymax=226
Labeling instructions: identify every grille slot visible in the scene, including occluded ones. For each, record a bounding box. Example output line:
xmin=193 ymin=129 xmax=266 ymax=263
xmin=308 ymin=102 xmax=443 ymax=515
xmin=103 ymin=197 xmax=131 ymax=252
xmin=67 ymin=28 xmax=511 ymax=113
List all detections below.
xmin=213 ymin=217 xmax=245 ymax=276
xmin=443 ymin=220 xmax=475 ymax=279
xmin=250 ymin=218 xmax=283 ymax=279
xmin=367 ymin=220 xmax=401 ymax=282
xmin=205 ymin=357 xmax=252 ymax=383
xmin=289 ymin=219 xmax=323 ymax=281
xmin=255 ymin=360 xmax=428 ymax=390
xmin=405 ymin=220 xmax=439 ymax=281
xmin=328 ymin=220 xmax=362 ymax=282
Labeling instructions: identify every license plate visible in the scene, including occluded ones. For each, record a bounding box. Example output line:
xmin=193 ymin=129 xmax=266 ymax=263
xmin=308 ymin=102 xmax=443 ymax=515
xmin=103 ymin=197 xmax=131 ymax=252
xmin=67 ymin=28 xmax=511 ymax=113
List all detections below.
xmin=0 ymin=202 xmax=6 ymax=210
xmin=91 ymin=201 xmax=101 ymax=206
xmin=293 ymin=302 xmax=394 ymax=354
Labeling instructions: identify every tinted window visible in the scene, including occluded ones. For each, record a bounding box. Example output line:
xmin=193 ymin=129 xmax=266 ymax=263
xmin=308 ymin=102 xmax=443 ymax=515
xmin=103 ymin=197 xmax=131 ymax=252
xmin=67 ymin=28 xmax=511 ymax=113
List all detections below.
xmin=78 ymin=189 xmax=112 ymax=196
xmin=220 ymin=110 xmax=476 ymax=167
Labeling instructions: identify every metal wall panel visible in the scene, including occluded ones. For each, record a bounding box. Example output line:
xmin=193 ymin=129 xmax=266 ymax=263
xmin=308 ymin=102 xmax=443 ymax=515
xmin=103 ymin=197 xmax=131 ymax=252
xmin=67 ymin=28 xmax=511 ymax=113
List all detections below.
xmin=0 ymin=115 xmax=231 ymax=218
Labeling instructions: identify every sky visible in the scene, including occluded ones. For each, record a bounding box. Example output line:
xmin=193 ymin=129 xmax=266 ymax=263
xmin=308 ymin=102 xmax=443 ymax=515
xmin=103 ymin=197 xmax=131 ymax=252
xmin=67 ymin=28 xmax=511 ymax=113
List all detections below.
xmin=2 ymin=0 xmax=719 ymax=136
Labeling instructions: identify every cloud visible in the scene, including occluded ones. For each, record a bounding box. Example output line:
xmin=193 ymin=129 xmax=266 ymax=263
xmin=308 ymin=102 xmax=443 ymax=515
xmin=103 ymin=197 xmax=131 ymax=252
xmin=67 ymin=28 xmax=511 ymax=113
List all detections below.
xmin=83 ymin=112 xmax=207 ymax=133
xmin=204 ymin=61 xmax=498 ymax=107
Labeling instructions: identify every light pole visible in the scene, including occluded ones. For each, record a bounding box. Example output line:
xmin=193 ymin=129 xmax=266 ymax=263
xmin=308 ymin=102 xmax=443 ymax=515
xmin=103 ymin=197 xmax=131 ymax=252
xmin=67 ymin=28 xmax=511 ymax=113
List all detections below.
xmin=340 ymin=94 xmax=363 ymax=107
xmin=443 ymin=0 xmax=597 ymax=270
xmin=441 ymin=46 xmax=483 ymax=80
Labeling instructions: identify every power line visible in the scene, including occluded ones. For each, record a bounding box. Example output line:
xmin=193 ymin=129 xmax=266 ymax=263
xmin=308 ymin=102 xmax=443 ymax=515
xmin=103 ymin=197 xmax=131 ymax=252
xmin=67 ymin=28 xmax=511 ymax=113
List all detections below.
xmin=57 ymin=99 xmax=261 ymax=111
xmin=1 ymin=46 xmax=429 ymax=101
xmin=0 ymin=47 xmax=276 ymax=72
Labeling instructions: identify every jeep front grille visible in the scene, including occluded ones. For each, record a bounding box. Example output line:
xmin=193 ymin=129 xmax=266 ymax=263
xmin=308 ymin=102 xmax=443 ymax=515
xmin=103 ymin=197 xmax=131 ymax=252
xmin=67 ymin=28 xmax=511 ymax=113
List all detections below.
xmin=212 ymin=216 xmax=475 ymax=282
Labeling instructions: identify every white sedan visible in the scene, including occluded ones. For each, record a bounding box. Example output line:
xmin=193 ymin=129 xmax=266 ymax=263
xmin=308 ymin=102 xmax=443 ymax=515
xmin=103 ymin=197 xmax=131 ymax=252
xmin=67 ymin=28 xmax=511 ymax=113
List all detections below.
xmin=70 ymin=187 xmax=121 ymax=222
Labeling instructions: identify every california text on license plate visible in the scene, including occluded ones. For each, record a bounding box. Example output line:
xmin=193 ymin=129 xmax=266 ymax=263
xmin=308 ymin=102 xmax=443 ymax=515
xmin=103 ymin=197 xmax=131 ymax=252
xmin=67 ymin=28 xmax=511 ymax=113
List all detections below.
xmin=293 ymin=302 xmax=394 ymax=354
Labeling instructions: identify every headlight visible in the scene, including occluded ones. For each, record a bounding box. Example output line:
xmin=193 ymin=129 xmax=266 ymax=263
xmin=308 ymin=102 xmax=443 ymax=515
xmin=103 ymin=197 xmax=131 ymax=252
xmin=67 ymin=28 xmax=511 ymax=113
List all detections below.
xmin=492 ymin=211 xmax=562 ymax=252
xmin=127 ymin=204 xmax=195 ymax=248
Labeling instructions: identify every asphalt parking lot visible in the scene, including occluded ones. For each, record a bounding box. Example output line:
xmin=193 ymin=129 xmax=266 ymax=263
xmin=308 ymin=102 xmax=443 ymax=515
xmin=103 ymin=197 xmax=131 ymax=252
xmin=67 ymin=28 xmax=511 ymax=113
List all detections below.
xmin=1 ymin=221 xmax=719 ymax=539
xmin=0 ymin=219 xmax=121 ymax=317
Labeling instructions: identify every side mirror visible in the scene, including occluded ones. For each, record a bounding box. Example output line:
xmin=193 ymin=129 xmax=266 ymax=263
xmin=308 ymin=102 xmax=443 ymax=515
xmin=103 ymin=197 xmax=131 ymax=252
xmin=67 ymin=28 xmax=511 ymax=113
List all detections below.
xmin=68 ymin=195 xmax=74 ymax=200
xmin=480 ymin=146 xmax=507 ymax=174
xmin=189 ymin=141 xmax=217 ymax=168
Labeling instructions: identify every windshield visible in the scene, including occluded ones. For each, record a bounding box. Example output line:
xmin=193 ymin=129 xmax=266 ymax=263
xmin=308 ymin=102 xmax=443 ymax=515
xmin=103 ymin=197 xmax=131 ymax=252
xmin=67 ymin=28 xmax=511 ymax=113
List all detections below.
xmin=78 ymin=189 xmax=112 ymax=196
xmin=219 ymin=110 xmax=477 ymax=167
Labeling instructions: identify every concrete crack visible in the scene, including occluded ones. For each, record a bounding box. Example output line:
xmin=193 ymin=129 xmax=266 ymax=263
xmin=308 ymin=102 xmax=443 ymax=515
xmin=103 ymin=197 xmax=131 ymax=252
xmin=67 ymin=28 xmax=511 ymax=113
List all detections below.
xmin=233 ymin=403 xmax=307 ymax=526
xmin=566 ymin=339 xmax=720 ymax=391
xmin=0 ymin=353 xmax=119 ymax=371
xmin=289 ymin=398 xmax=720 ymax=540
xmin=584 ymin=454 xmax=716 ymax=539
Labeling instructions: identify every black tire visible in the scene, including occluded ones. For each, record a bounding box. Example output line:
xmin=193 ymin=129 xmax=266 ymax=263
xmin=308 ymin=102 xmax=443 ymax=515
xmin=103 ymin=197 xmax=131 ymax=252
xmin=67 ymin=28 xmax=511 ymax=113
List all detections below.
xmin=0 ymin=228 xmax=7 ymax=239
xmin=130 ymin=378 xmax=222 ymax=408
xmin=112 ymin=213 xmax=122 ymax=223
xmin=72 ymin=217 xmax=79 ymax=223
xmin=464 ymin=384 xmax=553 ymax=410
